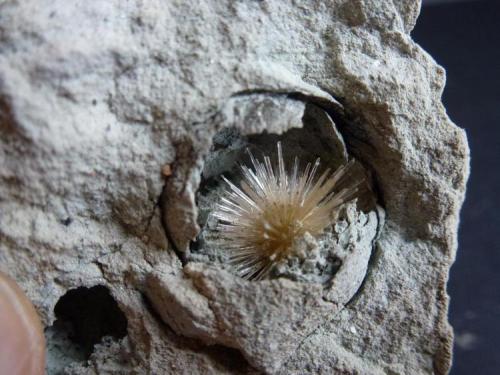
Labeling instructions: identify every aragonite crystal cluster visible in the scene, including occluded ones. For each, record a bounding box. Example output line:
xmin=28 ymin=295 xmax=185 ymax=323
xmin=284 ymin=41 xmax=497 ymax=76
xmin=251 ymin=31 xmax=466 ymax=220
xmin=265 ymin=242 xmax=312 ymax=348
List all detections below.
xmin=213 ymin=142 xmax=358 ymax=280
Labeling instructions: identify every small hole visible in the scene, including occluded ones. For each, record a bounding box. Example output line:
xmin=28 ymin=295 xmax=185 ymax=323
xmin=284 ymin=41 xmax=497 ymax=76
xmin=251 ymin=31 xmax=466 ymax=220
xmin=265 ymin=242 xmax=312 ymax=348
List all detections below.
xmin=45 ymin=285 xmax=127 ymax=371
xmin=60 ymin=217 xmax=73 ymax=226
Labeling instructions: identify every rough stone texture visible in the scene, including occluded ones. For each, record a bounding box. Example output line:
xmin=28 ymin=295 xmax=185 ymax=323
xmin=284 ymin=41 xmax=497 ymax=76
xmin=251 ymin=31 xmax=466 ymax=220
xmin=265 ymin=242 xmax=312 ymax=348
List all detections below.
xmin=0 ymin=1 xmax=469 ymax=375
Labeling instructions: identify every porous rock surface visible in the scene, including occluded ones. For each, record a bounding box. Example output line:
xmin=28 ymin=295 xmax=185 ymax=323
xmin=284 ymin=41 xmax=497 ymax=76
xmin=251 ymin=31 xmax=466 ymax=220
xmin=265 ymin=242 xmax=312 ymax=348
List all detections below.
xmin=0 ymin=1 xmax=469 ymax=374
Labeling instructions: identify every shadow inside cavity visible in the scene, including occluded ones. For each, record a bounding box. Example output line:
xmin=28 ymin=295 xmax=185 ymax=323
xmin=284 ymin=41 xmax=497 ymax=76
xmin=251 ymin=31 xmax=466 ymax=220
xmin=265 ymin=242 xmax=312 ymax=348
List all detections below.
xmin=45 ymin=285 xmax=128 ymax=372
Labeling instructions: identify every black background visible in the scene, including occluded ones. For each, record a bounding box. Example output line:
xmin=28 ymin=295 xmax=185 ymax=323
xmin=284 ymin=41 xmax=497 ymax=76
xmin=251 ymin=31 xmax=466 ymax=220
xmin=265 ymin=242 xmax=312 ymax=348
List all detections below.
xmin=413 ymin=1 xmax=500 ymax=374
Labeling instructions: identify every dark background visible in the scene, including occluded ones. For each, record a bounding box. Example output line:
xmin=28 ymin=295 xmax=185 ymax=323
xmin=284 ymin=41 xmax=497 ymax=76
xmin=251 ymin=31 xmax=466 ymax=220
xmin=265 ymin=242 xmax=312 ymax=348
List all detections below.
xmin=413 ymin=0 xmax=500 ymax=374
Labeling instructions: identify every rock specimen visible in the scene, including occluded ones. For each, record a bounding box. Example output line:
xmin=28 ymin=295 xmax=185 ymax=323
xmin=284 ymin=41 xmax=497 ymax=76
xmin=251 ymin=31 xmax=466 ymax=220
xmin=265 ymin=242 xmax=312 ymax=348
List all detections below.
xmin=0 ymin=1 xmax=469 ymax=374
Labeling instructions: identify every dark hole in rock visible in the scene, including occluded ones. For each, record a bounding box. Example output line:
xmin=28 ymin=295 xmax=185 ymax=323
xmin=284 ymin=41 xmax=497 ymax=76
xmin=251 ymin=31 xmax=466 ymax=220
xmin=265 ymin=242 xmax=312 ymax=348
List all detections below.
xmin=202 ymin=344 xmax=254 ymax=373
xmin=60 ymin=217 xmax=73 ymax=226
xmin=45 ymin=285 xmax=128 ymax=372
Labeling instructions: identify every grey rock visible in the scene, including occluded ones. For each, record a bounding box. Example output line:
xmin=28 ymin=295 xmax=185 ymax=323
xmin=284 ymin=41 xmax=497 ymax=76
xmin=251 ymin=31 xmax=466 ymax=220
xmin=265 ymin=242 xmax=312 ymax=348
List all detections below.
xmin=0 ymin=1 xmax=469 ymax=374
